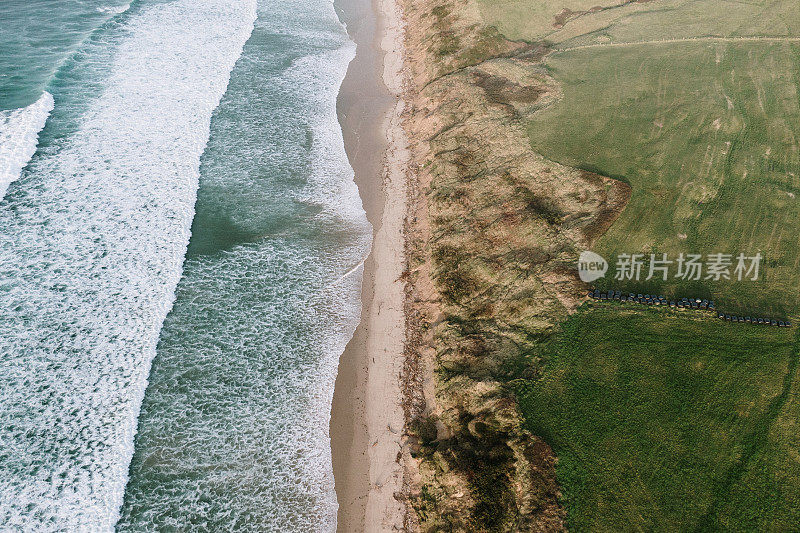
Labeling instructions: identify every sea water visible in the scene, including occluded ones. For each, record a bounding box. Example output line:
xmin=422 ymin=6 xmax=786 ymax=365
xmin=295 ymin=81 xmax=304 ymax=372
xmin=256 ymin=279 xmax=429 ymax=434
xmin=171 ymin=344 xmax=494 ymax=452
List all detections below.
xmin=0 ymin=0 xmax=367 ymax=530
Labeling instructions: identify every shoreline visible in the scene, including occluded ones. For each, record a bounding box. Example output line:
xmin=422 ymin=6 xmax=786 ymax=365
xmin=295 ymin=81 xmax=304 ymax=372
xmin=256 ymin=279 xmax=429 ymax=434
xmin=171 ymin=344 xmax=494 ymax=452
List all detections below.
xmin=330 ymin=0 xmax=409 ymax=530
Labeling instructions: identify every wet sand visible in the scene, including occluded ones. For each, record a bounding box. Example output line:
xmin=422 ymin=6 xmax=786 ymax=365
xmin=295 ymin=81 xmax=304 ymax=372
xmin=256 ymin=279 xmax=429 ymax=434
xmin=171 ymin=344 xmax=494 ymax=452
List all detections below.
xmin=330 ymin=0 xmax=408 ymax=530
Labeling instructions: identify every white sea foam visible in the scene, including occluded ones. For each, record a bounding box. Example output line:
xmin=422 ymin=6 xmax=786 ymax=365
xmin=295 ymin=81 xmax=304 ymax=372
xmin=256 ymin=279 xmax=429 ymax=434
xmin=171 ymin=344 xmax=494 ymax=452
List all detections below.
xmin=0 ymin=92 xmax=54 ymax=202
xmin=96 ymin=4 xmax=131 ymax=15
xmin=276 ymin=40 xmax=367 ymax=530
xmin=0 ymin=0 xmax=256 ymax=529
xmin=115 ymin=0 xmax=369 ymax=527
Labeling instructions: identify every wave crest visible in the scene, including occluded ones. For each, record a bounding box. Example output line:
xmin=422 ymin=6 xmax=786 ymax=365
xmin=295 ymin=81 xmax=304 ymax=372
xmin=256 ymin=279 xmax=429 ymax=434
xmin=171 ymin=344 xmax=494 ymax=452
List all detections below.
xmin=0 ymin=92 xmax=54 ymax=201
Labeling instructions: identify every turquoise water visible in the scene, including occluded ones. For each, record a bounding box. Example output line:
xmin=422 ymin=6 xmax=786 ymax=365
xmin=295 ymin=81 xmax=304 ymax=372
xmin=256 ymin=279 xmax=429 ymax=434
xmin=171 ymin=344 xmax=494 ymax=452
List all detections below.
xmin=0 ymin=0 xmax=366 ymax=529
xmin=0 ymin=0 xmax=129 ymax=209
xmin=0 ymin=0 xmax=130 ymax=110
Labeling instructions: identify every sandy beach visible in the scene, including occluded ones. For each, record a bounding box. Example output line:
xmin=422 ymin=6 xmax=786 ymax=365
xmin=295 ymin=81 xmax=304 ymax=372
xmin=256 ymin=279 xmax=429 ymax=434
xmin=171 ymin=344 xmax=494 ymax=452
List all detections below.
xmin=330 ymin=0 xmax=409 ymax=530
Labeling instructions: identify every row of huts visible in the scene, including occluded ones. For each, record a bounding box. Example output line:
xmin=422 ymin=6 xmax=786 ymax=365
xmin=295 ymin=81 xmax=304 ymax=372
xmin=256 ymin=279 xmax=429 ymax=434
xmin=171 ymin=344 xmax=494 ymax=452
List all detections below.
xmin=716 ymin=314 xmax=791 ymax=327
xmin=588 ymin=289 xmax=714 ymax=310
xmin=587 ymin=289 xmax=792 ymax=328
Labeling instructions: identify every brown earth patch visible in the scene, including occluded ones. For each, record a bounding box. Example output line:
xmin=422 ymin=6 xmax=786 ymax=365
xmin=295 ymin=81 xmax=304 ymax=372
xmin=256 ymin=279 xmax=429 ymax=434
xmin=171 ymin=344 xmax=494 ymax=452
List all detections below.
xmin=553 ymin=8 xmax=578 ymax=29
xmin=472 ymin=71 xmax=544 ymax=104
xmin=553 ymin=0 xmax=663 ymax=29
xmin=578 ymin=170 xmax=632 ymax=242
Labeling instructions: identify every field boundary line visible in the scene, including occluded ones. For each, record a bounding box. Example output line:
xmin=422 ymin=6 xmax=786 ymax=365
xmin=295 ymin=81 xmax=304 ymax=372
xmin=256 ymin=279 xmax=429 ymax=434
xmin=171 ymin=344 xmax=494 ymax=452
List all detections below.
xmin=553 ymin=36 xmax=800 ymax=53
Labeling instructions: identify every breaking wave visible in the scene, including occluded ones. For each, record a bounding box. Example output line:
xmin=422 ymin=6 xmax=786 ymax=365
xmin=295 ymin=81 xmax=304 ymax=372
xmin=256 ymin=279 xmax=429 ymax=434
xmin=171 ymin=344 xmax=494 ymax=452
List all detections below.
xmin=0 ymin=0 xmax=256 ymax=529
xmin=97 ymin=4 xmax=132 ymax=14
xmin=0 ymin=92 xmax=54 ymax=201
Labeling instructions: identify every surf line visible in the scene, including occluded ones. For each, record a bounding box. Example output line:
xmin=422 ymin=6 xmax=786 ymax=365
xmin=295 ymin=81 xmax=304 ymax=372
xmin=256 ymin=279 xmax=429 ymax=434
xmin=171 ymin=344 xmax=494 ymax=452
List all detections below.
xmin=329 ymin=256 xmax=369 ymax=287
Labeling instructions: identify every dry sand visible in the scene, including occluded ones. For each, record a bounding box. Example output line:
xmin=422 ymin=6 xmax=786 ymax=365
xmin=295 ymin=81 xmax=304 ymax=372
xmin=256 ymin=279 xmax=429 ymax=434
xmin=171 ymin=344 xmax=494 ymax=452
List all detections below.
xmin=330 ymin=0 xmax=409 ymax=530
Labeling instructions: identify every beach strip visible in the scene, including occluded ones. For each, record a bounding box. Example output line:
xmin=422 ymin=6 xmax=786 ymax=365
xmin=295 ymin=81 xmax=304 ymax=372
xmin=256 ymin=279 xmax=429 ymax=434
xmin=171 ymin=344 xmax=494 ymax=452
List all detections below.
xmin=330 ymin=0 xmax=409 ymax=530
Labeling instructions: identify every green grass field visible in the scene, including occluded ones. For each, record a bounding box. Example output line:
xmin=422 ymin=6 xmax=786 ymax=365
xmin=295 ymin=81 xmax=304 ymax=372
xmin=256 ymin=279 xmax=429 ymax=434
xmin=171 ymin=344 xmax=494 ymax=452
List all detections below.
xmin=519 ymin=306 xmax=799 ymax=531
xmin=477 ymin=0 xmax=800 ymax=46
xmin=528 ymin=41 xmax=800 ymax=317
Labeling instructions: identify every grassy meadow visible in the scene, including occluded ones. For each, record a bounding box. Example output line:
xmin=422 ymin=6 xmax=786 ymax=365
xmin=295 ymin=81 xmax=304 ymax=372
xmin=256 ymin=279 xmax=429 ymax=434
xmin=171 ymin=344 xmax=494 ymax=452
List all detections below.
xmin=519 ymin=306 xmax=799 ymax=531
xmin=477 ymin=0 xmax=800 ymax=45
xmin=527 ymin=41 xmax=800 ymax=316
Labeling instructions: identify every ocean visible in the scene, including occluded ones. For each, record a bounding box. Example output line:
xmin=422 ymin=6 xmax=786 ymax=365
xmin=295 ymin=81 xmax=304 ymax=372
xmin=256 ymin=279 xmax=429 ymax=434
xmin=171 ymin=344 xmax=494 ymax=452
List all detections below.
xmin=0 ymin=0 xmax=369 ymax=530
